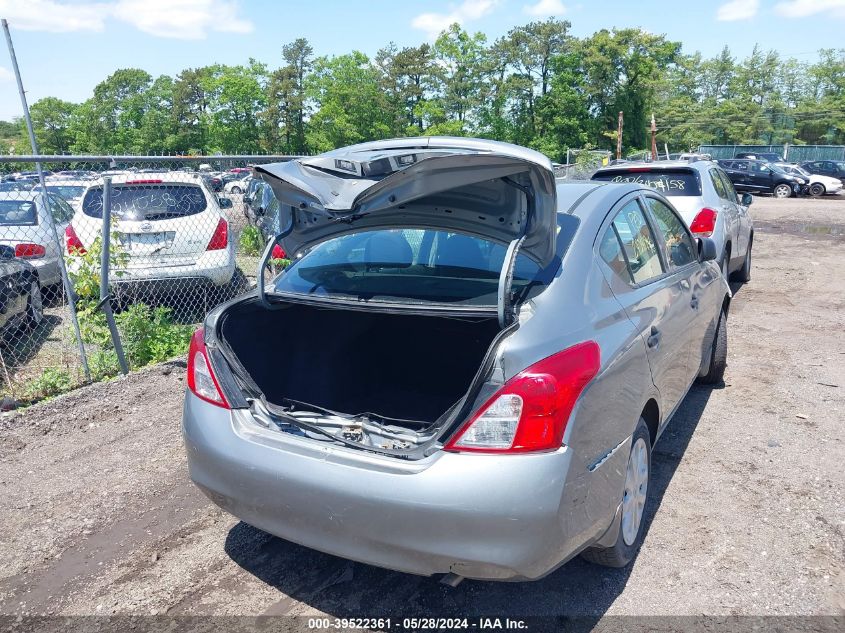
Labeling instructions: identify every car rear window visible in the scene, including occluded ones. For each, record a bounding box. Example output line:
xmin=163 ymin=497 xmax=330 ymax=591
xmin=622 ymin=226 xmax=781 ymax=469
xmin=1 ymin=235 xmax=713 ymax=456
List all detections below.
xmin=592 ymin=169 xmax=702 ymax=196
xmin=45 ymin=185 xmax=85 ymax=200
xmin=82 ymin=184 xmax=207 ymax=220
xmin=273 ymin=219 xmax=578 ymax=306
xmin=0 ymin=200 xmax=37 ymax=226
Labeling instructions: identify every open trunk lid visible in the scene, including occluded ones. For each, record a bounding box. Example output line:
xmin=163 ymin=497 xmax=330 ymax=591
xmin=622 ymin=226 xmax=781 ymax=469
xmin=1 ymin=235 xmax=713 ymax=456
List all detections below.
xmin=253 ymin=137 xmax=557 ymax=267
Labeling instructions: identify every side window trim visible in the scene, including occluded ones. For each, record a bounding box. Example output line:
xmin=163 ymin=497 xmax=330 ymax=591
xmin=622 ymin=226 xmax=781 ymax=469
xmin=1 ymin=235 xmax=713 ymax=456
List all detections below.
xmin=610 ymin=223 xmax=635 ymax=284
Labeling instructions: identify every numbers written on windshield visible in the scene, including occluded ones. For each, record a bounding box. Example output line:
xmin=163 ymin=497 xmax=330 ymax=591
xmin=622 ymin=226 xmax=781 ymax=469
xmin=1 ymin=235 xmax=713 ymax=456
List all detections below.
xmin=609 ymin=174 xmax=687 ymax=193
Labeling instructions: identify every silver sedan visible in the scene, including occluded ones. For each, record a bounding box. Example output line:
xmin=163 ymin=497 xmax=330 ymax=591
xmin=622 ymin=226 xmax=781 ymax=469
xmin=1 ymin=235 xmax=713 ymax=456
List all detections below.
xmin=182 ymin=138 xmax=731 ymax=581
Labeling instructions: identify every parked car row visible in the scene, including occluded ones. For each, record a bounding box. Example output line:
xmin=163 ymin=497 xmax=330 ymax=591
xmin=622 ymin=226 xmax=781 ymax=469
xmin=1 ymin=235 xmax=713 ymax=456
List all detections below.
xmin=0 ymin=172 xmax=239 ymax=293
xmin=182 ymin=137 xmax=736 ymax=583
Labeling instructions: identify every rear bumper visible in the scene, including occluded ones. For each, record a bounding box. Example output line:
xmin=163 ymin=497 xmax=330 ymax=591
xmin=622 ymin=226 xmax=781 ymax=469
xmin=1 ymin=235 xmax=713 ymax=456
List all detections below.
xmin=29 ymin=258 xmax=61 ymax=286
xmin=67 ymin=250 xmax=235 ymax=287
xmin=182 ymin=392 xmax=588 ymax=580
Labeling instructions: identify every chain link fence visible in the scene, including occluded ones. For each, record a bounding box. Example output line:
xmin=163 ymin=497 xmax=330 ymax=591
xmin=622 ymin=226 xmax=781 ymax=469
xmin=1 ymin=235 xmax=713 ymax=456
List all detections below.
xmin=555 ymin=149 xmax=613 ymax=181
xmin=0 ymin=155 xmax=297 ymax=404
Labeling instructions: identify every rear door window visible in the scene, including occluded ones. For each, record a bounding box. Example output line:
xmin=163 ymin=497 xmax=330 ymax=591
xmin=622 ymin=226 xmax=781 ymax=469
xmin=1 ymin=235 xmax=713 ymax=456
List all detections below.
xmin=609 ymin=200 xmax=665 ymax=284
xmin=82 ymin=184 xmax=207 ymax=220
xmin=48 ymin=194 xmax=74 ymax=223
xmin=643 ymin=197 xmax=697 ymax=269
xmin=592 ymin=169 xmax=701 ymax=196
xmin=718 ymin=170 xmax=738 ymax=200
xmin=709 ymin=168 xmax=729 ymax=200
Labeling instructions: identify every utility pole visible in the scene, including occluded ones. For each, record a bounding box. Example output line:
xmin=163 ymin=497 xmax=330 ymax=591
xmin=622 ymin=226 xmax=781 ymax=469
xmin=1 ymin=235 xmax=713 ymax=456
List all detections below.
xmin=650 ymin=113 xmax=658 ymax=161
xmin=2 ymin=19 xmax=90 ymax=381
xmin=616 ymin=111 xmax=624 ymax=160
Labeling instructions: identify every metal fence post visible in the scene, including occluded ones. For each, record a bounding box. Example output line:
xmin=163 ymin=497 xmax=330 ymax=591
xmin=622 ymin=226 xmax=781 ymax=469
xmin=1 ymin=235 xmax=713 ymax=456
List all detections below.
xmin=99 ymin=178 xmax=129 ymax=375
xmin=3 ymin=18 xmax=91 ymax=382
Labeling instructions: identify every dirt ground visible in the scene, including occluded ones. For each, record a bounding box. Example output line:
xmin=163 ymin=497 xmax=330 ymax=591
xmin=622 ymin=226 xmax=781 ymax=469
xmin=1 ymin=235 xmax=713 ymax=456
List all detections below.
xmin=0 ymin=195 xmax=843 ymax=621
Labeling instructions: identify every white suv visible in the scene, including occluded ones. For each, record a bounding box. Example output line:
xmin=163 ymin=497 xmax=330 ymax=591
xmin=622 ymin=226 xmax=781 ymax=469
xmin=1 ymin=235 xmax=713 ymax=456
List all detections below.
xmin=592 ymin=160 xmax=754 ymax=282
xmin=66 ymin=173 xmax=236 ymax=289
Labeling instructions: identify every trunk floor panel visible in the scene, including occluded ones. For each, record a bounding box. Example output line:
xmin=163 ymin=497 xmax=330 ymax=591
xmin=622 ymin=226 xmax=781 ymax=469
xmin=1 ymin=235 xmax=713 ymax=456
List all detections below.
xmin=220 ymin=301 xmax=500 ymax=424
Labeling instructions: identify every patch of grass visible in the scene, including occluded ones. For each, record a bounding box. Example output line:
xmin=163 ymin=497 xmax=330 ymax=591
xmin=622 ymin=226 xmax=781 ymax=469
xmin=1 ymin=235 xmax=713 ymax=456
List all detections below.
xmin=25 ymin=367 xmax=74 ymax=400
xmin=239 ymin=225 xmax=265 ymax=256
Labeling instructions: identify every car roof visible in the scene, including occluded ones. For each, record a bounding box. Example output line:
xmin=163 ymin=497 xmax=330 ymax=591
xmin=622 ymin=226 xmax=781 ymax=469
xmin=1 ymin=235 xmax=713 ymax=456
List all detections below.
xmin=557 ymin=181 xmax=658 ymax=221
xmin=0 ymin=191 xmax=39 ymax=201
xmin=593 ymin=159 xmax=715 ymax=172
xmin=82 ymin=172 xmax=204 ymax=186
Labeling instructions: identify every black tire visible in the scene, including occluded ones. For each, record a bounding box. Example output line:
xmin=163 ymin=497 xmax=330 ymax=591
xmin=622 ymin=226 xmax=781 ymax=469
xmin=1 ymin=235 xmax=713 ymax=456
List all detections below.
xmin=581 ymin=417 xmax=651 ymax=568
xmin=773 ymin=183 xmax=792 ymax=199
xmin=216 ymin=268 xmax=250 ymax=302
xmin=808 ymin=183 xmax=825 ymax=197
xmin=23 ymin=280 xmax=44 ymax=331
xmin=697 ymin=309 xmax=728 ymax=385
xmin=731 ymin=235 xmax=752 ymax=283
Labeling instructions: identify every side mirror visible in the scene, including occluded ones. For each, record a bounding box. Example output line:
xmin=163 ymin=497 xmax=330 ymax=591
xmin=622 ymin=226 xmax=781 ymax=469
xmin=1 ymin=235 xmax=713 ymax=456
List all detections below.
xmin=217 ymin=197 xmax=233 ymax=209
xmin=696 ymin=237 xmax=718 ymax=263
xmin=0 ymin=245 xmax=14 ymax=260
xmin=740 ymin=192 xmax=753 ymax=206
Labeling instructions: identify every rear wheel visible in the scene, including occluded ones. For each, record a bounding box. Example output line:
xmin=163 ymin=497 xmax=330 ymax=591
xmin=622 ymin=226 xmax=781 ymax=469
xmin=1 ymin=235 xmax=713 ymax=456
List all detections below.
xmin=581 ymin=418 xmax=651 ymax=568
xmin=808 ymin=183 xmax=825 ymax=197
xmin=697 ymin=309 xmax=728 ymax=385
xmin=773 ymin=183 xmax=792 ymax=199
xmin=732 ymin=235 xmax=752 ymax=283
xmin=23 ymin=280 xmax=44 ymax=331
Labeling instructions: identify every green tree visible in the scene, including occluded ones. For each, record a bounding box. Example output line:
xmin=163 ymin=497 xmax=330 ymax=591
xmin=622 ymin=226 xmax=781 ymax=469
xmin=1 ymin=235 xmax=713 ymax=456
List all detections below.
xmin=29 ymin=97 xmax=77 ymax=154
xmin=306 ymin=52 xmax=392 ymax=152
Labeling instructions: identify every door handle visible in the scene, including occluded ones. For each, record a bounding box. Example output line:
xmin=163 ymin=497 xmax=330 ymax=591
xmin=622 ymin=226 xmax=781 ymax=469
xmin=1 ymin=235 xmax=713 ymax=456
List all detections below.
xmin=647 ymin=326 xmax=661 ymax=348
xmin=690 ymin=295 xmax=699 ymax=310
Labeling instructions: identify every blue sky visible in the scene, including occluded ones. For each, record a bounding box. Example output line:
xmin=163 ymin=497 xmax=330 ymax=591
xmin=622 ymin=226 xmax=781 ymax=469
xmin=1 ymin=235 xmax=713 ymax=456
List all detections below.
xmin=1 ymin=0 xmax=845 ymax=121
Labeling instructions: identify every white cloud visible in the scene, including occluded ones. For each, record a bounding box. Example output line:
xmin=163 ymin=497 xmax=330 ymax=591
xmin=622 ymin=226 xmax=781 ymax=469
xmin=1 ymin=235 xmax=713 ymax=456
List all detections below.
xmin=0 ymin=0 xmax=253 ymax=39
xmin=412 ymin=0 xmax=501 ymax=39
xmin=112 ymin=0 xmax=253 ymax=39
xmin=523 ymin=0 xmax=567 ymax=17
xmin=0 ymin=0 xmax=109 ymax=32
xmin=716 ymin=0 xmax=760 ymax=21
xmin=774 ymin=0 xmax=845 ymax=18
xmin=0 ymin=66 xmax=14 ymax=81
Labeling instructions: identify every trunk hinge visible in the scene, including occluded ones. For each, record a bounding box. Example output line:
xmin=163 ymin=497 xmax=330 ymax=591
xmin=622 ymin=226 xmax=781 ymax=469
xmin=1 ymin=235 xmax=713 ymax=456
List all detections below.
xmin=257 ymin=207 xmax=295 ymax=309
xmin=497 ymin=235 xmax=525 ymax=328
xmin=498 ymin=177 xmax=534 ymax=328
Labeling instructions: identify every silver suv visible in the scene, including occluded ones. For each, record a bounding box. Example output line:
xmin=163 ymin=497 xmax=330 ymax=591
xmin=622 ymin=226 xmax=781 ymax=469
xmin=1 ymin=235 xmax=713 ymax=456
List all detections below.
xmin=592 ymin=160 xmax=754 ymax=282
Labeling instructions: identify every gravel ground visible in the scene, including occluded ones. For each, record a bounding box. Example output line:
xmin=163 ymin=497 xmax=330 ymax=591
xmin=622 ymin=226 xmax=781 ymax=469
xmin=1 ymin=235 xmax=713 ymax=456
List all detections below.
xmin=0 ymin=196 xmax=843 ymax=621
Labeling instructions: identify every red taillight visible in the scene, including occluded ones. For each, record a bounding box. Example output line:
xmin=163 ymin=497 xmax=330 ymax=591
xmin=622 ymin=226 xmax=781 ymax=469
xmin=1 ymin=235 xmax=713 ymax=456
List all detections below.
xmin=690 ymin=208 xmax=718 ymax=237
xmin=187 ymin=329 xmax=229 ymax=408
xmin=206 ymin=219 xmax=228 ymax=251
xmin=445 ymin=341 xmax=601 ymax=454
xmin=65 ymin=225 xmax=87 ymax=255
xmin=271 ymin=244 xmax=286 ymax=259
xmin=15 ymin=243 xmax=46 ymax=259
xmin=125 ymin=179 xmax=163 ymax=184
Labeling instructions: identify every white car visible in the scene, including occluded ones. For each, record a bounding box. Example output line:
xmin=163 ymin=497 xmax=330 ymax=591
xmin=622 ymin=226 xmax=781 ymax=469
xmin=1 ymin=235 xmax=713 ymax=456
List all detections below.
xmin=66 ymin=173 xmax=236 ymax=288
xmin=773 ymin=163 xmax=843 ymax=196
xmin=0 ymin=190 xmax=74 ymax=287
xmin=34 ymin=177 xmax=92 ymax=211
xmin=223 ymin=175 xmax=251 ymax=195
